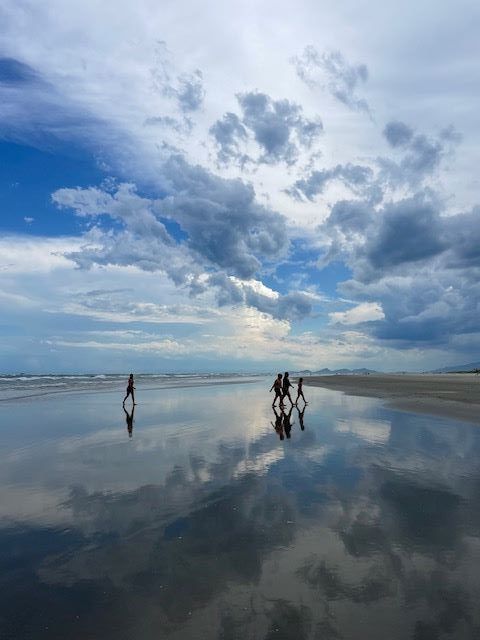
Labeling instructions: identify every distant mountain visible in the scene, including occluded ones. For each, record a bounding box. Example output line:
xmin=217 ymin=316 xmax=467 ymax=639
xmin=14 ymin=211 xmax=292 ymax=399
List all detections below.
xmin=291 ymin=367 xmax=378 ymax=376
xmin=430 ymin=361 xmax=480 ymax=373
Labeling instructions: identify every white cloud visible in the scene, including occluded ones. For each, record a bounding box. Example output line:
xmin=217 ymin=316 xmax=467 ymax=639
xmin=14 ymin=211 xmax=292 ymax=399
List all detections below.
xmin=335 ymin=418 xmax=391 ymax=444
xmin=329 ymin=302 xmax=385 ymax=325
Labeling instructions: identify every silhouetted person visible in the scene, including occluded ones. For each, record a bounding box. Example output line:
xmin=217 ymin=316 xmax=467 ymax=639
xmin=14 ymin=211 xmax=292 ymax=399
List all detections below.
xmin=295 ymin=377 xmax=308 ymax=406
xmin=123 ymin=404 xmax=135 ymax=438
xmin=270 ymin=373 xmax=284 ymax=408
xmin=283 ymin=406 xmax=294 ymax=439
xmin=123 ymin=373 xmax=136 ymax=406
xmin=271 ymin=406 xmax=285 ymax=440
xmin=282 ymin=371 xmax=294 ymax=406
xmin=297 ymin=404 xmax=306 ymax=430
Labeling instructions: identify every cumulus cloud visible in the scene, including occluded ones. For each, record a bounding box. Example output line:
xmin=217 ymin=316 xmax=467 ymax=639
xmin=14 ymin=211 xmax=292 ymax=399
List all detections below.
xmin=287 ymin=163 xmax=374 ymax=201
xmin=329 ymin=302 xmax=385 ymax=325
xmin=210 ymin=91 xmax=323 ymax=166
xmin=317 ymin=189 xmax=480 ymax=350
xmin=51 ymin=166 xmax=311 ymax=321
xmin=292 ymin=46 xmax=370 ymax=114
xmin=157 ymin=154 xmax=289 ymax=278
xmin=209 ymin=274 xmax=314 ymax=321
xmin=383 ymin=121 xmax=414 ymax=148
xmin=52 ymin=163 xmax=289 ymax=283
xmin=365 ymin=196 xmax=447 ymax=270
xmin=379 ymin=121 xmax=461 ymax=187
xmin=321 ymin=193 xmax=448 ymax=278
xmin=209 ymin=112 xmax=248 ymax=165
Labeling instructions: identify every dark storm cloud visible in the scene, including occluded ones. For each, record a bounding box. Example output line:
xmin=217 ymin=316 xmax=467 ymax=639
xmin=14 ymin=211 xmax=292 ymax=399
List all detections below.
xmin=287 ymin=163 xmax=373 ymax=201
xmin=383 ymin=121 xmax=414 ymax=147
xmin=210 ymin=91 xmax=322 ymax=166
xmin=292 ymin=46 xmax=370 ymax=114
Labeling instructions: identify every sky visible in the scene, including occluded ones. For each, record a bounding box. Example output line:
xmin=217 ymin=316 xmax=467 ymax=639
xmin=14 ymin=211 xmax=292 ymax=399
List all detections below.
xmin=1 ymin=0 xmax=480 ymax=373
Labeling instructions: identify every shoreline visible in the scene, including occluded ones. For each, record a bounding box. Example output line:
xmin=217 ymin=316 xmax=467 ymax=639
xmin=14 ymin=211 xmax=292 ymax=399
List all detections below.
xmin=304 ymin=373 xmax=480 ymax=425
xmin=0 ymin=376 xmax=262 ymax=404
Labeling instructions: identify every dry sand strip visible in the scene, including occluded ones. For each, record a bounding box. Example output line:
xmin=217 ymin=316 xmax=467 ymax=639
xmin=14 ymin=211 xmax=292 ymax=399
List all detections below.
xmin=304 ymin=374 xmax=480 ymax=425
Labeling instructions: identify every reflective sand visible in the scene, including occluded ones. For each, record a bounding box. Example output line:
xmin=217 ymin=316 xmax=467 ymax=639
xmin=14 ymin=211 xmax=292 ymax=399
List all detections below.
xmin=1 ymin=380 xmax=480 ymax=639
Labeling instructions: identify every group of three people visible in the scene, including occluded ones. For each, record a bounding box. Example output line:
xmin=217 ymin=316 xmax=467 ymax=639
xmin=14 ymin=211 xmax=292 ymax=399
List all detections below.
xmin=270 ymin=372 xmax=307 ymax=408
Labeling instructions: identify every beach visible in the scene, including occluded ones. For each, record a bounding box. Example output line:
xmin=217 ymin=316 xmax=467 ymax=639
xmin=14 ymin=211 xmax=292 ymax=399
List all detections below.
xmin=305 ymin=373 xmax=480 ymax=425
xmin=2 ymin=376 xmax=480 ymax=638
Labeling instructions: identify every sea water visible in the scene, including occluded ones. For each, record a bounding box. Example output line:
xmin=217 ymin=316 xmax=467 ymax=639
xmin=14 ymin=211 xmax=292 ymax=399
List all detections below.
xmin=1 ymin=378 xmax=479 ymax=639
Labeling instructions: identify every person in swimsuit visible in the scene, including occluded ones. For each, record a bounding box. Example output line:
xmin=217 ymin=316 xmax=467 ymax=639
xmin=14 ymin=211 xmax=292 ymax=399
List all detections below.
xmin=295 ymin=377 xmax=307 ymax=406
xmin=270 ymin=373 xmax=284 ymax=408
xmin=123 ymin=373 xmax=136 ymax=406
xmin=282 ymin=372 xmax=294 ymax=406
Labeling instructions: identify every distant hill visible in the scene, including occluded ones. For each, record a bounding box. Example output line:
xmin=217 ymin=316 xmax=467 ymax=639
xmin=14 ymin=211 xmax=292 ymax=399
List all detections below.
xmin=291 ymin=368 xmax=377 ymax=376
xmin=430 ymin=361 xmax=480 ymax=373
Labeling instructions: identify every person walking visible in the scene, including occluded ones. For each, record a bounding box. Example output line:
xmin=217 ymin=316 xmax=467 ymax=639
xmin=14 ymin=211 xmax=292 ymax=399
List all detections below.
xmin=282 ymin=372 xmax=294 ymax=406
xmin=123 ymin=373 xmax=136 ymax=406
xmin=270 ymin=373 xmax=284 ymax=408
xmin=295 ymin=377 xmax=308 ymax=406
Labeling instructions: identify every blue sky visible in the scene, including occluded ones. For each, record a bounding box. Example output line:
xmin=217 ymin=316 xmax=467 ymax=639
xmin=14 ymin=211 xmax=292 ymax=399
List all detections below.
xmin=1 ymin=0 xmax=479 ymax=373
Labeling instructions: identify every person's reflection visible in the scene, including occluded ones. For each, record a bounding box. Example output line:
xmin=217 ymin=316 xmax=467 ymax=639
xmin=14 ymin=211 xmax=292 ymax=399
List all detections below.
xmin=297 ymin=405 xmax=306 ymax=431
xmin=123 ymin=404 xmax=135 ymax=438
xmin=271 ymin=406 xmax=285 ymax=440
xmin=283 ymin=406 xmax=294 ymax=439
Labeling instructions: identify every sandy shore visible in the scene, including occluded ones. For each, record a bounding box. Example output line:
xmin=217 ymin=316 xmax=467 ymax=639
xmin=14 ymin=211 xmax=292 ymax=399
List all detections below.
xmin=304 ymin=373 xmax=480 ymax=425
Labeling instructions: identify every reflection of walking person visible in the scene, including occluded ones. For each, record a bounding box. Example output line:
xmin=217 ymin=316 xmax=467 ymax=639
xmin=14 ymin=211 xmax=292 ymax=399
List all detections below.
xmin=282 ymin=371 xmax=294 ymax=406
xmin=283 ymin=406 xmax=294 ymax=439
xmin=270 ymin=373 xmax=284 ymax=407
xmin=297 ymin=405 xmax=306 ymax=430
xmin=123 ymin=373 xmax=136 ymax=406
xmin=271 ymin=406 xmax=285 ymax=440
xmin=295 ymin=377 xmax=307 ymax=406
xmin=123 ymin=404 xmax=135 ymax=438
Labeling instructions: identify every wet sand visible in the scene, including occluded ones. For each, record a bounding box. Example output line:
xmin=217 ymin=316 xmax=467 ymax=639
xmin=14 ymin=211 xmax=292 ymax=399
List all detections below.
xmin=304 ymin=373 xmax=480 ymax=425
